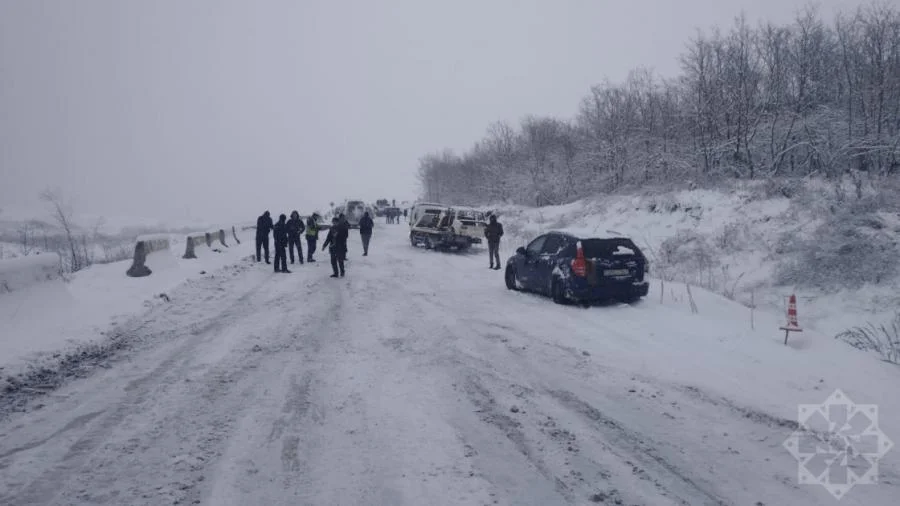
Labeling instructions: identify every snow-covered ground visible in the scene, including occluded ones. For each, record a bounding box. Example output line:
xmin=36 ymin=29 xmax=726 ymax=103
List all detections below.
xmin=0 ymin=231 xmax=252 ymax=383
xmin=0 ymin=224 xmax=897 ymax=505
xmin=486 ymin=183 xmax=900 ymax=339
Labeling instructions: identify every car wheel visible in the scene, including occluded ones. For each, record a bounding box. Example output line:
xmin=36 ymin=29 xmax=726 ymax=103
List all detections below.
xmin=551 ymin=278 xmax=567 ymax=304
xmin=505 ymin=266 xmax=518 ymax=291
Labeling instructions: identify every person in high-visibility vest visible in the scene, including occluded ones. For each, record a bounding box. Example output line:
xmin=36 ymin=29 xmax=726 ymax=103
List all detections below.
xmin=305 ymin=213 xmax=320 ymax=262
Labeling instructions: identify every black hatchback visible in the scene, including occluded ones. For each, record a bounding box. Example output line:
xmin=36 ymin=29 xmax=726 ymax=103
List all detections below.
xmin=505 ymin=232 xmax=650 ymax=304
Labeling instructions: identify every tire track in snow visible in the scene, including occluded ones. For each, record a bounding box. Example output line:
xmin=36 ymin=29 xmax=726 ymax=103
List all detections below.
xmin=0 ymin=261 xmax=303 ymax=505
xmin=411 ymin=301 xmax=762 ymax=505
xmin=546 ymin=388 xmax=729 ymax=506
xmin=359 ymin=251 xmax=591 ymax=504
xmin=461 ymin=373 xmax=577 ymax=503
xmin=238 ymin=249 xmax=499 ymax=506
xmin=372 ymin=238 xmax=789 ymax=505
xmin=0 ymin=261 xmax=268 ymax=420
xmin=200 ymin=274 xmax=349 ymax=505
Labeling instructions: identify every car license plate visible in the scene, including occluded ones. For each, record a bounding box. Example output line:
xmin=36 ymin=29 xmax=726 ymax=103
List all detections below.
xmin=603 ymin=269 xmax=630 ymax=276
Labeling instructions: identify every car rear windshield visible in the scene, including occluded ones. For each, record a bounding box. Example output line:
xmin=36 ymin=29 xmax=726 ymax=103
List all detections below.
xmin=580 ymin=238 xmax=643 ymax=259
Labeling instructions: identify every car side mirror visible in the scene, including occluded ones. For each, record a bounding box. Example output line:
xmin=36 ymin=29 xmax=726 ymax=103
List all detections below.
xmin=516 ymin=247 xmax=527 ymax=256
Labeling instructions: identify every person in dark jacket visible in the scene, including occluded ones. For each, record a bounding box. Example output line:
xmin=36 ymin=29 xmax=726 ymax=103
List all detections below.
xmin=306 ymin=213 xmax=320 ymax=262
xmin=256 ymin=211 xmax=274 ymax=263
xmin=287 ymin=210 xmax=305 ymax=265
xmin=358 ymin=211 xmax=374 ymax=255
xmin=322 ymin=216 xmax=349 ymax=277
xmin=272 ymin=214 xmax=290 ymax=273
xmin=484 ymin=214 xmax=504 ymax=270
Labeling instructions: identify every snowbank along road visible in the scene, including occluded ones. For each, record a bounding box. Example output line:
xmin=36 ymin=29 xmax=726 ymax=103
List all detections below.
xmin=1 ymin=225 xmax=898 ymax=505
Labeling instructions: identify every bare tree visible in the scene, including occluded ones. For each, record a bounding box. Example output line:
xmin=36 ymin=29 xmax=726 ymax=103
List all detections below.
xmin=415 ymin=2 xmax=900 ymax=205
xmin=40 ymin=188 xmax=84 ymax=272
xmin=17 ymin=223 xmax=35 ymax=256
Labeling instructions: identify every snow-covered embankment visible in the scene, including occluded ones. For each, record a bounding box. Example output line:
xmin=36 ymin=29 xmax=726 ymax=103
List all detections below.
xmin=0 ymin=228 xmax=253 ymax=386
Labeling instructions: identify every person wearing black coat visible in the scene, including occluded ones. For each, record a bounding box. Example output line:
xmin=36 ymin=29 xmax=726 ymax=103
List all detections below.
xmin=287 ymin=210 xmax=305 ymax=265
xmin=272 ymin=214 xmax=290 ymax=273
xmin=358 ymin=211 xmax=374 ymax=256
xmin=256 ymin=211 xmax=274 ymax=263
xmin=306 ymin=213 xmax=320 ymax=262
xmin=484 ymin=214 xmax=504 ymax=270
xmin=322 ymin=216 xmax=349 ymax=277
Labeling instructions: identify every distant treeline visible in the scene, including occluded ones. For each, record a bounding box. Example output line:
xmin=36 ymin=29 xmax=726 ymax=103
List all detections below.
xmin=418 ymin=2 xmax=900 ymax=206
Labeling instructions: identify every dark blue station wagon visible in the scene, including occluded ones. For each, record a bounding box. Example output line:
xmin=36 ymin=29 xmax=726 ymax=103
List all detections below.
xmin=505 ymin=232 xmax=650 ymax=304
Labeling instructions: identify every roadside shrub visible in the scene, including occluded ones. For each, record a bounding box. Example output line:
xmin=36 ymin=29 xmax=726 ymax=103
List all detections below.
xmin=713 ymin=222 xmax=744 ymax=252
xmin=658 ymin=229 xmax=719 ymax=274
xmin=835 ymin=312 xmax=900 ymax=365
xmin=647 ymin=195 xmax=681 ymax=214
xmin=774 ymin=218 xmax=898 ymax=289
xmin=759 ymin=177 xmax=806 ymax=200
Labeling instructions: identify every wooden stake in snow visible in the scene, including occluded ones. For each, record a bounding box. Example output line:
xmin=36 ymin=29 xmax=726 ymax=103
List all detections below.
xmin=750 ymin=290 xmax=755 ymax=330
xmin=686 ymin=284 xmax=699 ymax=314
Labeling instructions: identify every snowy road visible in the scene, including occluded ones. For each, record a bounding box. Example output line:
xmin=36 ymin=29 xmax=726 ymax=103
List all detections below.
xmin=1 ymin=225 xmax=898 ymax=505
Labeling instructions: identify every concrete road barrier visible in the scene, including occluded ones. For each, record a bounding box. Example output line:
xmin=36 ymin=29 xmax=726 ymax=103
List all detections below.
xmin=184 ymin=227 xmax=232 ymax=259
xmin=203 ymin=229 xmax=228 ymax=248
xmin=182 ymin=234 xmax=208 ymax=259
xmin=126 ymin=234 xmax=171 ymax=277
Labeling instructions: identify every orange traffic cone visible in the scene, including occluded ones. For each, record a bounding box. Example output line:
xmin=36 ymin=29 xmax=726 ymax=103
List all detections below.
xmin=779 ymin=294 xmax=803 ymax=344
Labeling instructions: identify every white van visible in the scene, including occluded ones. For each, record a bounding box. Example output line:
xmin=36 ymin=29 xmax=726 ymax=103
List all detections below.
xmin=408 ymin=202 xmax=447 ymax=228
xmin=408 ymin=203 xmax=487 ymax=250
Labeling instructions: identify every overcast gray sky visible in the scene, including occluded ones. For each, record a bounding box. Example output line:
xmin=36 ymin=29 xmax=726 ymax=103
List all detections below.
xmin=0 ymin=0 xmax=870 ymax=226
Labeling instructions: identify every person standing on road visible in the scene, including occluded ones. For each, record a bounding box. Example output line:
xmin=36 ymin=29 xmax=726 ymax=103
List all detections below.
xmin=287 ymin=210 xmax=305 ymax=265
xmin=337 ymin=213 xmax=351 ymax=260
xmin=359 ymin=211 xmax=374 ymax=256
xmin=484 ymin=214 xmax=504 ymax=270
xmin=322 ymin=216 xmax=349 ymax=277
xmin=305 ymin=213 xmax=320 ymax=262
xmin=255 ymin=210 xmax=274 ymax=264
xmin=272 ymin=213 xmax=290 ymax=273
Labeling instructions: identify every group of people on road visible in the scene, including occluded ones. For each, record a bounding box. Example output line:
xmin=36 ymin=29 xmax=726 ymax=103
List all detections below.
xmin=384 ymin=208 xmax=405 ymax=224
xmin=255 ymin=211 xmax=322 ymax=273
xmin=255 ymin=210 xmax=376 ymax=278
xmin=256 ymin=208 xmax=504 ymax=275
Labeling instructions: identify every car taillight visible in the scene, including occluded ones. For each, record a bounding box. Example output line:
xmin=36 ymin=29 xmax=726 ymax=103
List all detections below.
xmin=571 ymin=241 xmax=587 ymax=277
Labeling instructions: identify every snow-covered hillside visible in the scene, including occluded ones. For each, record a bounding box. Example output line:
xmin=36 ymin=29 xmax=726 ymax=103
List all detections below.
xmin=487 ymin=179 xmax=900 ymax=341
xmin=0 ymin=230 xmax=253 ymax=386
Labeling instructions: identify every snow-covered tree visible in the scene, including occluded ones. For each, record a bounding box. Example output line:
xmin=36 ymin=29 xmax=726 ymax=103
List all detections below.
xmin=417 ymin=2 xmax=900 ymax=204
